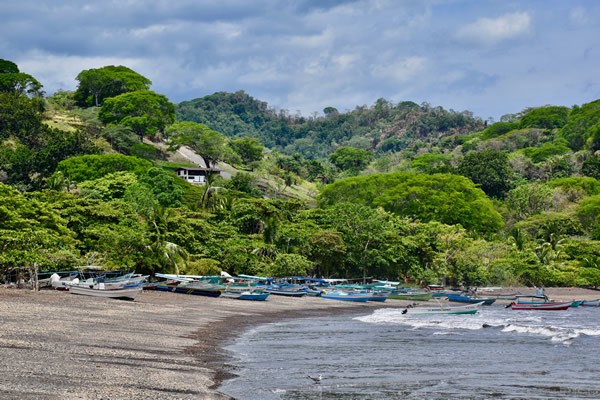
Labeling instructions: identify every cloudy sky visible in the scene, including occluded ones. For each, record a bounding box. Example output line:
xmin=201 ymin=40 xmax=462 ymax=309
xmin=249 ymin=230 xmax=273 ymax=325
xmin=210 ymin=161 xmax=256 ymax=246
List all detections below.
xmin=1 ymin=0 xmax=599 ymax=120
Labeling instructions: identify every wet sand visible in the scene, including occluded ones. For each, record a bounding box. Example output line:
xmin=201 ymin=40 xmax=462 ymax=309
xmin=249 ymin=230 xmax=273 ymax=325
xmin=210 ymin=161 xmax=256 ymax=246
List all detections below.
xmin=0 ymin=287 xmax=598 ymax=399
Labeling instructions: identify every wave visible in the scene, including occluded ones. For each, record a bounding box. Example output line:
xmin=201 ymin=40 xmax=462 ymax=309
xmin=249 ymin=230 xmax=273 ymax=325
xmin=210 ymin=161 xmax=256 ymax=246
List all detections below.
xmin=354 ymin=307 xmax=600 ymax=344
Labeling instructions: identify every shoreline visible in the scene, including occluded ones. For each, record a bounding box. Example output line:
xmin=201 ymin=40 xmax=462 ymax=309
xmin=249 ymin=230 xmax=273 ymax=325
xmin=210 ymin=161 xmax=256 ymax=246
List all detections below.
xmin=0 ymin=287 xmax=598 ymax=399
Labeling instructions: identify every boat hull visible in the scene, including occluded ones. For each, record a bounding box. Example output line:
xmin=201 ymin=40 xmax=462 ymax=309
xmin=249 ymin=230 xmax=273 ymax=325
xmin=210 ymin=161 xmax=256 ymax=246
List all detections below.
xmin=173 ymin=286 xmax=222 ymax=297
xmin=404 ymin=302 xmax=483 ymax=315
xmin=388 ymin=292 xmax=433 ymax=301
xmin=222 ymin=291 xmax=270 ymax=301
xmin=447 ymin=294 xmax=496 ymax=305
xmin=69 ymin=285 xmax=141 ymax=300
xmin=582 ymin=299 xmax=600 ymax=307
xmin=510 ymin=301 xmax=571 ymax=311
xmin=321 ymin=291 xmax=371 ymax=302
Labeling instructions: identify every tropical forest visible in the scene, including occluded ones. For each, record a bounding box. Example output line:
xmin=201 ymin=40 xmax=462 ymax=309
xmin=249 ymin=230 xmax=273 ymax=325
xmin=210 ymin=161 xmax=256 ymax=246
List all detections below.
xmin=2 ymin=58 xmax=600 ymax=288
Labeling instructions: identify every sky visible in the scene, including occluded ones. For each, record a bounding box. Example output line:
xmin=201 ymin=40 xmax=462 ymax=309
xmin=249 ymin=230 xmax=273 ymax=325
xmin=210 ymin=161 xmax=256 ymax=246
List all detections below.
xmin=1 ymin=0 xmax=599 ymax=121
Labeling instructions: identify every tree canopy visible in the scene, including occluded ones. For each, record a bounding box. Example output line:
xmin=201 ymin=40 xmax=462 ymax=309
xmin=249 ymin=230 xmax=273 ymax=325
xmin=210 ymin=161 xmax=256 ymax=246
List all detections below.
xmin=98 ymin=90 xmax=175 ymax=141
xmin=74 ymin=65 xmax=152 ymax=107
xmin=165 ymin=121 xmax=228 ymax=168
xmin=319 ymin=172 xmax=504 ymax=235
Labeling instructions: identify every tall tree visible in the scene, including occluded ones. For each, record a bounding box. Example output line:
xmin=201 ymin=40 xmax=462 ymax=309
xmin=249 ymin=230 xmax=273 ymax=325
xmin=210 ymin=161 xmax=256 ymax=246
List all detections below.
xmin=457 ymin=149 xmax=513 ymax=199
xmin=329 ymin=146 xmax=373 ymax=174
xmin=0 ymin=59 xmax=43 ymax=97
xmin=74 ymin=65 xmax=151 ymax=107
xmin=165 ymin=121 xmax=228 ymax=168
xmin=98 ymin=90 xmax=175 ymax=141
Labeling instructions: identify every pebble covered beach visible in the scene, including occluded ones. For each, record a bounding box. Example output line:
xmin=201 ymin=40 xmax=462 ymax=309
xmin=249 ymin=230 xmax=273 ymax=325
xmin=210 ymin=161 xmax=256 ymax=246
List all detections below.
xmin=0 ymin=287 xmax=598 ymax=399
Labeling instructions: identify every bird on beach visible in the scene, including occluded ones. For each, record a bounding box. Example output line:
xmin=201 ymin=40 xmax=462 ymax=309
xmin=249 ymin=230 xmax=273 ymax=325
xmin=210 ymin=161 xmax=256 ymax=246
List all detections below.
xmin=307 ymin=374 xmax=322 ymax=384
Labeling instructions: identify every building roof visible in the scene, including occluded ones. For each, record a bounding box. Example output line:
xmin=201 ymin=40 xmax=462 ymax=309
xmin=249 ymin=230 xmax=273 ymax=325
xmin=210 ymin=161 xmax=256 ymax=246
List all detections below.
xmin=175 ymin=167 xmax=221 ymax=172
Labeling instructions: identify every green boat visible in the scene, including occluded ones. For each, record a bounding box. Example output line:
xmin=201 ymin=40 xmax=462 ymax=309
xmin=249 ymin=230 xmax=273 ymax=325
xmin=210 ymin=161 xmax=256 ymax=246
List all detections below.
xmin=388 ymin=291 xmax=433 ymax=301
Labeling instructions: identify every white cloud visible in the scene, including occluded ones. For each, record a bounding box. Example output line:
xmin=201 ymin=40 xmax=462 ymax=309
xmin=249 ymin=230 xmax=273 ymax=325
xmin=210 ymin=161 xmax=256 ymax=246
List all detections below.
xmin=457 ymin=12 xmax=531 ymax=46
xmin=371 ymin=56 xmax=427 ymax=82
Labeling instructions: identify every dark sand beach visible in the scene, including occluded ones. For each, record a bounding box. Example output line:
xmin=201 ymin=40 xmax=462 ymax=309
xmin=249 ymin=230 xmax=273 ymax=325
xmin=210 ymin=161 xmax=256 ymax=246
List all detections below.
xmin=0 ymin=287 xmax=598 ymax=399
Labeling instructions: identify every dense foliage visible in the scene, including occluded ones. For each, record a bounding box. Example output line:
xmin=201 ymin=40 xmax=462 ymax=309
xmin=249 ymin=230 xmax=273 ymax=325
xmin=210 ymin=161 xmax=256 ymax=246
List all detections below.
xmin=2 ymin=58 xmax=600 ymax=288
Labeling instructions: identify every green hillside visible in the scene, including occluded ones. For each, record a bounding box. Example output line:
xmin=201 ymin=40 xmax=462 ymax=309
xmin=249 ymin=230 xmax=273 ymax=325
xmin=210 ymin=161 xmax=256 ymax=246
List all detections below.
xmin=2 ymin=58 xmax=600 ymax=288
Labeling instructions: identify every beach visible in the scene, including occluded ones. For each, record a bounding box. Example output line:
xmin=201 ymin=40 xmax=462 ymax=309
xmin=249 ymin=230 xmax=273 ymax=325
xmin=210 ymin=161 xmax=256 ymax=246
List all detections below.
xmin=0 ymin=287 xmax=598 ymax=399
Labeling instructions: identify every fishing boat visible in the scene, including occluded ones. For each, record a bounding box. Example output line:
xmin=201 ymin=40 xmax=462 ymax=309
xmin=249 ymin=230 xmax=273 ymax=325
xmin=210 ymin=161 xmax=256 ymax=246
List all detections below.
xmin=510 ymin=301 xmax=571 ymax=311
xmin=513 ymin=294 xmax=550 ymax=304
xmin=387 ymin=290 xmax=433 ymax=301
xmin=367 ymin=291 xmax=389 ymax=302
xmin=69 ymin=284 xmax=142 ymax=300
xmin=264 ymin=284 xmax=308 ymax=297
xmin=402 ymin=301 xmax=484 ymax=315
xmin=582 ymin=299 xmax=600 ymax=307
xmin=321 ymin=290 xmax=371 ymax=302
xmin=173 ymin=281 xmax=223 ymax=297
xmin=570 ymin=300 xmax=583 ymax=308
xmin=446 ymin=293 xmax=496 ymax=305
xmin=221 ymin=290 xmax=270 ymax=301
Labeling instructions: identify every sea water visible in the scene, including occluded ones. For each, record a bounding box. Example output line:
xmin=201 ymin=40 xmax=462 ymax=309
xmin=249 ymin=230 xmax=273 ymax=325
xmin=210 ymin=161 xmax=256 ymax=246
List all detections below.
xmin=219 ymin=306 xmax=600 ymax=399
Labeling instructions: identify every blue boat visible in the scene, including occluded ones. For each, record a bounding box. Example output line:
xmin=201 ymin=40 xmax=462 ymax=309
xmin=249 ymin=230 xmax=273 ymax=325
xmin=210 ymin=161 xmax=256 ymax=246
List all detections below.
xmin=221 ymin=290 xmax=270 ymax=301
xmin=264 ymin=283 xmax=308 ymax=297
xmin=447 ymin=293 xmax=496 ymax=305
xmin=321 ymin=290 xmax=371 ymax=302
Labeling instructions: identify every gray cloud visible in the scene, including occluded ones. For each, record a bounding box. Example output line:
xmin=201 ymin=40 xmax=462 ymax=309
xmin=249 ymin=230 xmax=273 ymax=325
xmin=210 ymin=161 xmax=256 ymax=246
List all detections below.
xmin=2 ymin=0 xmax=599 ymax=120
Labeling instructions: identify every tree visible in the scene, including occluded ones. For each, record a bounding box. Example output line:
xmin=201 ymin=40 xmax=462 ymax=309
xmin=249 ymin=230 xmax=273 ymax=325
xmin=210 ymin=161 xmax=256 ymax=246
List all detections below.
xmin=230 ymin=137 xmax=264 ymax=166
xmin=582 ymin=156 xmax=600 ymax=180
xmin=411 ymin=153 xmax=454 ymax=174
xmin=0 ymin=59 xmax=43 ymax=97
xmin=54 ymin=154 xmax=152 ymax=183
xmin=309 ymin=230 xmax=346 ymax=278
xmin=319 ymin=172 xmax=503 ymax=235
xmin=264 ymin=253 xmax=311 ymax=277
xmin=225 ymin=172 xmax=262 ymax=197
xmin=0 ymin=59 xmax=19 ymax=74
xmin=519 ymin=106 xmax=570 ymax=130
xmin=98 ymin=90 xmax=175 ymax=141
xmin=457 ymin=149 xmax=513 ymax=199
xmin=0 ymin=73 xmax=44 ymax=97
xmin=165 ymin=121 xmax=228 ymax=168
xmin=506 ymin=182 xmax=554 ymax=219
xmin=74 ymin=65 xmax=151 ymax=107
xmin=0 ymin=92 xmax=44 ymax=141
xmin=329 ymin=146 xmax=373 ymax=174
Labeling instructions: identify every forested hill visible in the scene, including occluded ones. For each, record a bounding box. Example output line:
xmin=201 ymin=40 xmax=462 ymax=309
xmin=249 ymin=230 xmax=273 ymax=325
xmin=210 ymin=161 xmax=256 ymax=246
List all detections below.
xmin=5 ymin=58 xmax=600 ymax=289
xmin=176 ymin=91 xmax=485 ymax=159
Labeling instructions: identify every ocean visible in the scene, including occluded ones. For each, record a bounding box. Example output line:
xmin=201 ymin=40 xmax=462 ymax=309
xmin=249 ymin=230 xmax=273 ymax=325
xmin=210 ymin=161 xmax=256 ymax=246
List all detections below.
xmin=219 ymin=305 xmax=600 ymax=400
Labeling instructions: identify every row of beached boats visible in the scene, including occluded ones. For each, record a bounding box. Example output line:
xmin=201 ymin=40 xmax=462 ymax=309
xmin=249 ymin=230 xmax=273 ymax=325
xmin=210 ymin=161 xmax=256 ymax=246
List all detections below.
xmin=47 ymin=270 xmax=600 ymax=314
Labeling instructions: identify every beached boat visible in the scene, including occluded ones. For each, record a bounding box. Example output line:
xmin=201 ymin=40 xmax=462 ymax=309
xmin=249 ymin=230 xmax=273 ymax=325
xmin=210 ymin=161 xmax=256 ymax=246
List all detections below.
xmin=510 ymin=301 xmax=571 ymax=311
xmin=69 ymin=284 xmax=142 ymax=300
xmin=513 ymin=294 xmax=550 ymax=304
xmin=387 ymin=291 xmax=433 ymax=301
xmin=367 ymin=291 xmax=389 ymax=302
xmin=221 ymin=290 xmax=270 ymax=301
xmin=447 ymin=293 xmax=496 ymax=305
xmin=570 ymin=300 xmax=583 ymax=308
xmin=582 ymin=299 xmax=600 ymax=307
xmin=50 ymin=273 xmax=80 ymax=291
xmin=173 ymin=281 xmax=222 ymax=297
xmin=402 ymin=301 xmax=484 ymax=315
xmin=321 ymin=290 xmax=371 ymax=303
xmin=264 ymin=284 xmax=308 ymax=297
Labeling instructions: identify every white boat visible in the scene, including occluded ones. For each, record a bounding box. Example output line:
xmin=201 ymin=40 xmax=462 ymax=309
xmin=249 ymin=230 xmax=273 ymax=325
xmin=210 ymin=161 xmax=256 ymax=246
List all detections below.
xmin=402 ymin=301 xmax=484 ymax=315
xmin=51 ymin=273 xmax=80 ymax=290
xmin=69 ymin=284 xmax=142 ymax=300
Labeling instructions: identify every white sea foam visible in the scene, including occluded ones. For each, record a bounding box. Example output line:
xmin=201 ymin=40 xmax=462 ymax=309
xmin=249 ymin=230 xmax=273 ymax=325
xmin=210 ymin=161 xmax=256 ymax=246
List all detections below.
xmin=355 ymin=306 xmax=600 ymax=344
